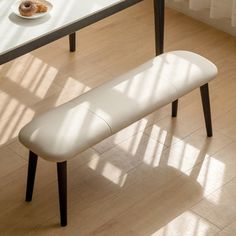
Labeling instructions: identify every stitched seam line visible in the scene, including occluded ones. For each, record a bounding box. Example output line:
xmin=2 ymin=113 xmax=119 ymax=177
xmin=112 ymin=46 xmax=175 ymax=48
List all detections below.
xmin=83 ymin=106 xmax=113 ymax=134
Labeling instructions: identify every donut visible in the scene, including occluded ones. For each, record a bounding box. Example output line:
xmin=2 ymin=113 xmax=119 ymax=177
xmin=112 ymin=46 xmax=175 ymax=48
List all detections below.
xmin=35 ymin=1 xmax=48 ymax=13
xmin=19 ymin=1 xmax=37 ymax=17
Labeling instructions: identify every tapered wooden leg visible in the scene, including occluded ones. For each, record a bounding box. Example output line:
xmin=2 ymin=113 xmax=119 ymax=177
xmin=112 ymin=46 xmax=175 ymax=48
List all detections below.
xmin=200 ymin=83 xmax=213 ymax=137
xmin=69 ymin=33 xmax=76 ymax=52
xmin=172 ymin=99 xmax=178 ymax=117
xmin=25 ymin=151 xmax=38 ymax=202
xmin=57 ymin=161 xmax=67 ymax=227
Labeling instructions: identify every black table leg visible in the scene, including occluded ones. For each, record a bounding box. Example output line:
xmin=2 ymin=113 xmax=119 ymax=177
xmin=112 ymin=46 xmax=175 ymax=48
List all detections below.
xmin=153 ymin=0 xmax=165 ymax=56
xmin=69 ymin=33 xmax=76 ymax=52
xmin=154 ymin=0 xmax=177 ymax=116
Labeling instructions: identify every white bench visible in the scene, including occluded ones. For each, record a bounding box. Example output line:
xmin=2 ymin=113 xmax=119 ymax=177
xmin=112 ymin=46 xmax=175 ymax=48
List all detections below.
xmin=18 ymin=50 xmax=218 ymax=226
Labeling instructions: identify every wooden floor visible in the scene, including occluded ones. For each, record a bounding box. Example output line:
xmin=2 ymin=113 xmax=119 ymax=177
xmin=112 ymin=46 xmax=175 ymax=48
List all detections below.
xmin=1 ymin=0 xmax=236 ymax=235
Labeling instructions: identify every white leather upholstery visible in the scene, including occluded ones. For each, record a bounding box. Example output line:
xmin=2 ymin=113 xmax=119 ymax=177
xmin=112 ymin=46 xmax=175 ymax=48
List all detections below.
xmin=74 ymin=51 xmax=217 ymax=133
xmin=19 ymin=103 xmax=111 ymax=162
xmin=19 ymin=51 xmax=218 ymax=162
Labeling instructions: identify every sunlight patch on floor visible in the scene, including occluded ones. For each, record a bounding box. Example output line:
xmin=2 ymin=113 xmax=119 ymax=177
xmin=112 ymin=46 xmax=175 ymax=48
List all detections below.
xmin=167 ymin=141 xmax=210 ymax=172
xmin=102 ymin=162 xmax=126 ymax=185
xmin=0 ymin=102 xmax=34 ymax=145
xmin=196 ymin=156 xmax=225 ymax=200
xmin=150 ymin=211 xmax=219 ymax=236
xmin=6 ymin=55 xmax=58 ymax=99
xmin=55 ymin=76 xmax=91 ymax=105
xmin=87 ymin=153 xmax=100 ymax=170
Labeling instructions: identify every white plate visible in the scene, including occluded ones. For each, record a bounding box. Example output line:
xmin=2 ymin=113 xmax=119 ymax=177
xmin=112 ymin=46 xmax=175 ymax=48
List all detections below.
xmin=11 ymin=0 xmax=53 ymax=19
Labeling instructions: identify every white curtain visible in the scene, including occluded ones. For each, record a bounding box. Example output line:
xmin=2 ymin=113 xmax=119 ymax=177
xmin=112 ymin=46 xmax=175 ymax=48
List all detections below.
xmin=172 ymin=0 xmax=236 ymax=27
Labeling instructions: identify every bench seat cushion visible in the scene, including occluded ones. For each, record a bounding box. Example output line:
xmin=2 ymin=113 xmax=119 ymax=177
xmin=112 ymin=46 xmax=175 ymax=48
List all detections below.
xmin=19 ymin=103 xmax=111 ymax=161
xmin=19 ymin=51 xmax=217 ymax=162
xmin=73 ymin=51 xmax=217 ymax=133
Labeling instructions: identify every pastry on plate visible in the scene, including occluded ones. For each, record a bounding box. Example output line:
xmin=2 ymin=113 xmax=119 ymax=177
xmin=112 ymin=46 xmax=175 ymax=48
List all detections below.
xmin=18 ymin=0 xmax=48 ymax=17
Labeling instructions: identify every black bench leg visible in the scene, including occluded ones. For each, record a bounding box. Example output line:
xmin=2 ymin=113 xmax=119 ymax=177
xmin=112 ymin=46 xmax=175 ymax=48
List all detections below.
xmin=25 ymin=151 xmax=38 ymax=202
xmin=200 ymin=83 xmax=213 ymax=137
xmin=172 ymin=100 xmax=178 ymax=117
xmin=57 ymin=161 xmax=67 ymax=227
xmin=69 ymin=33 xmax=76 ymax=52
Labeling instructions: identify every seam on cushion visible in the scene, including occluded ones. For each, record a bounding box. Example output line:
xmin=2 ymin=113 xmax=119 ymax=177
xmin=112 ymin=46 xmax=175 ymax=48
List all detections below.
xmin=169 ymin=80 xmax=180 ymax=97
xmin=68 ymin=101 xmax=113 ymax=134
xmin=163 ymin=77 xmax=179 ymax=99
xmin=83 ymin=106 xmax=113 ymax=134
